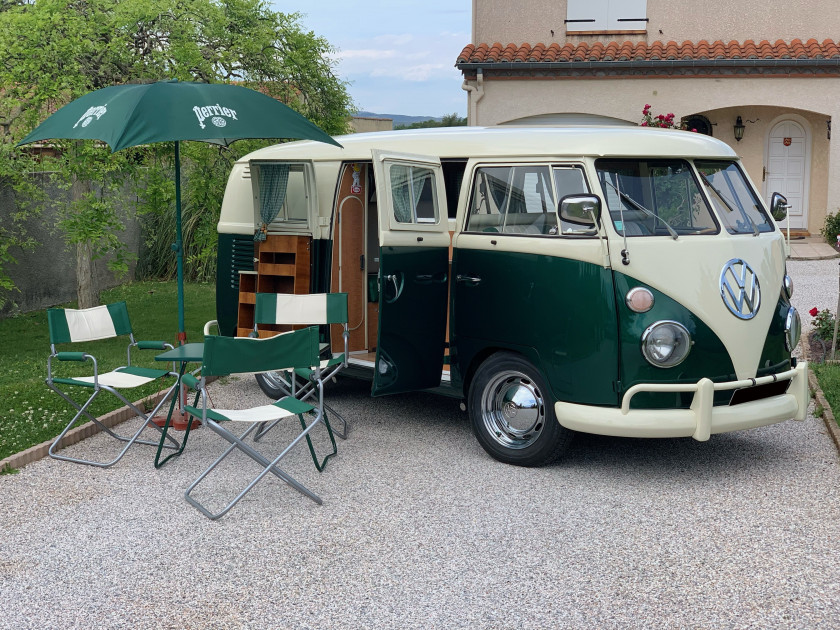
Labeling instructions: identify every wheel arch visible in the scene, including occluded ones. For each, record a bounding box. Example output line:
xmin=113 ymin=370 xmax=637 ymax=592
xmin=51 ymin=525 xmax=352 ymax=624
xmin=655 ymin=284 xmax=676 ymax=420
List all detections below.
xmin=461 ymin=343 xmax=545 ymax=402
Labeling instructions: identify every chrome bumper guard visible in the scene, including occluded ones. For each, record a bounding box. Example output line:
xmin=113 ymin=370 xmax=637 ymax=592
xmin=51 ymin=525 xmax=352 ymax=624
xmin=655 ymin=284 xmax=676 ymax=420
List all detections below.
xmin=555 ymin=362 xmax=808 ymax=441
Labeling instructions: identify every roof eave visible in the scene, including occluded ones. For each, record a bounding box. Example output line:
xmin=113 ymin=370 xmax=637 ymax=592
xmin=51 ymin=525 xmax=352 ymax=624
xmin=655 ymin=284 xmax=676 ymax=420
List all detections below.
xmin=456 ymin=58 xmax=840 ymax=73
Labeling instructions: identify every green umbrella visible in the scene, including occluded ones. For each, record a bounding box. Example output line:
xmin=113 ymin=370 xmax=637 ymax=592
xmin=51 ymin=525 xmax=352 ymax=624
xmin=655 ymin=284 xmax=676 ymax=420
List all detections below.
xmin=18 ymin=79 xmax=342 ymax=343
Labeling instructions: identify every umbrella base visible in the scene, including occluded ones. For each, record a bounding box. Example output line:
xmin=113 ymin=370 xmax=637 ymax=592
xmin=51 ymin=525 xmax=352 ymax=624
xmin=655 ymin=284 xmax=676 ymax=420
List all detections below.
xmin=150 ymin=414 xmax=201 ymax=431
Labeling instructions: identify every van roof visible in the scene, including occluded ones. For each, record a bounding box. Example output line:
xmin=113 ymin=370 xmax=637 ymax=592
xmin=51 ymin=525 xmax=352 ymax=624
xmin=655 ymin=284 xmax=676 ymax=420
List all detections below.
xmin=241 ymin=125 xmax=738 ymax=163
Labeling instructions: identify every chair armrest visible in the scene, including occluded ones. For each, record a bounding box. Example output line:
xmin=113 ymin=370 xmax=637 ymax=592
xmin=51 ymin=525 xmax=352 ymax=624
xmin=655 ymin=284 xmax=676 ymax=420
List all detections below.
xmin=181 ymin=373 xmax=201 ymax=390
xmin=203 ymin=320 xmax=219 ymax=336
xmin=136 ymin=341 xmax=174 ymax=351
xmin=48 ymin=352 xmax=98 ymax=385
xmin=55 ymin=352 xmax=90 ymax=362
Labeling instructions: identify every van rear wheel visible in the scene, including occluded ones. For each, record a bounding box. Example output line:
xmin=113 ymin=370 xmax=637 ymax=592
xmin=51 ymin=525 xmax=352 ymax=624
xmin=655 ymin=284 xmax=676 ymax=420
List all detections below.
xmin=468 ymin=352 xmax=573 ymax=467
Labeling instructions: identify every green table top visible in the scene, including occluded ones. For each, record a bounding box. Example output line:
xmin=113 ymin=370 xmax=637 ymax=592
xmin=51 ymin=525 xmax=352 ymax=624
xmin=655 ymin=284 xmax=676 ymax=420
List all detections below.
xmin=154 ymin=342 xmax=204 ymax=363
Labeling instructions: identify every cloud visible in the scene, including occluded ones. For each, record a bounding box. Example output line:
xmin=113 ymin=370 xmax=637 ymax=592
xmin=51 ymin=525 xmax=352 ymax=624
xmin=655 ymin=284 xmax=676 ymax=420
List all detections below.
xmin=338 ymin=49 xmax=398 ymax=60
xmin=371 ymin=63 xmax=447 ymax=82
xmin=335 ymin=30 xmax=468 ymax=82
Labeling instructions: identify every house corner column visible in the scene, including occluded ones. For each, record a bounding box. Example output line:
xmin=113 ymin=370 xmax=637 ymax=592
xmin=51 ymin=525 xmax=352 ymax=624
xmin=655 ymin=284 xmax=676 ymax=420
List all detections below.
xmin=827 ymin=111 xmax=840 ymax=220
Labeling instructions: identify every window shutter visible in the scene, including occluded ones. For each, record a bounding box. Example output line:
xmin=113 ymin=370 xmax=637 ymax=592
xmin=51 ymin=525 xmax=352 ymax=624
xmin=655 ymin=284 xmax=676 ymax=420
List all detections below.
xmin=566 ymin=0 xmax=647 ymax=32
xmin=566 ymin=0 xmax=608 ymax=31
xmin=607 ymin=0 xmax=647 ymax=31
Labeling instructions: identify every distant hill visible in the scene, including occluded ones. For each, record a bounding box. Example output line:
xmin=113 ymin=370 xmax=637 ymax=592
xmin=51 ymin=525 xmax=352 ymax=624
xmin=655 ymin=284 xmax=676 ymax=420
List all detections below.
xmin=354 ymin=111 xmax=438 ymax=126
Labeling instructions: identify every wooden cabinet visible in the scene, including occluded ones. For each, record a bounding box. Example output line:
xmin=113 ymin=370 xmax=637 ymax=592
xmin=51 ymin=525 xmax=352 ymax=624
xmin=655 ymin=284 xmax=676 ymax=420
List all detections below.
xmin=236 ymin=234 xmax=311 ymax=337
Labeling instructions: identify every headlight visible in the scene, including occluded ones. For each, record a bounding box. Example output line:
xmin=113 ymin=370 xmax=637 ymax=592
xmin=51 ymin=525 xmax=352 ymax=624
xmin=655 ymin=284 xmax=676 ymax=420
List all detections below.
xmin=785 ymin=307 xmax=801 ymax=351
xmin=783 ymin=274 xmax=793 ymax=299
xmin=641 ymin=321 xmax=692 ymax=368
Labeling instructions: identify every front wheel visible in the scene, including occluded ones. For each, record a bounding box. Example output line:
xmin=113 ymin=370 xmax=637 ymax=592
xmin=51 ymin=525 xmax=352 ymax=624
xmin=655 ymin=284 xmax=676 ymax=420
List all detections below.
xmin=254 ymin=370 xmax=294 ymax=399
xmin=468 ymin=352 xmax=573 ymax=466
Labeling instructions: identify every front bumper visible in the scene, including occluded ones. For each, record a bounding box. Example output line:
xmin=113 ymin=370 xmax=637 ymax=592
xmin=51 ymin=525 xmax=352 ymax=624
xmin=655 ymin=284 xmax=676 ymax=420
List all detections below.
xmin=555 ymin=362 xmax=808 ymax=441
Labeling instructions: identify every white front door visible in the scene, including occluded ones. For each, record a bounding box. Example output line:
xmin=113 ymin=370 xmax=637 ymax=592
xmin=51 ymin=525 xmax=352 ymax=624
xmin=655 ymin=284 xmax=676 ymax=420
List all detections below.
xmin=766 ymin=119 xmax=809 ymax=230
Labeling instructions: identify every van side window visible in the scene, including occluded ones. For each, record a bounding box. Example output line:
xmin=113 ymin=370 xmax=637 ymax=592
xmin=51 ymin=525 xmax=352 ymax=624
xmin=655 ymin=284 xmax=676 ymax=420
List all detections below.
xmin=466 ymin=166 xmax=558 ymax=235
xmin=254 ymin=162 xmax=311 ymax=230
xmin=389 ymin=164 xmax=439 ymax=224
xmin=553 ymin=166 xmax=594 ymax=236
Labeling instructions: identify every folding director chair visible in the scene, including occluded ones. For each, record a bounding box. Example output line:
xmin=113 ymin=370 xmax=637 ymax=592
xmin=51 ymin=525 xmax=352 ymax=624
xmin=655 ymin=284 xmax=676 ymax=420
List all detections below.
xmin=252 ymin=292 xmax=350 ymax=440
xmin=182 ymin=326 xmax=338 ymax=520
xmin=46 ymin=302 xmax=181 ymax=467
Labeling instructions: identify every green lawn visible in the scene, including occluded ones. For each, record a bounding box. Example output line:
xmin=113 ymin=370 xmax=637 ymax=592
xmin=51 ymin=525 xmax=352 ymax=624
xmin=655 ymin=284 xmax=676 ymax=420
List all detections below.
xmin=813 ymin=362 xmax=840 ymax=424
xmin=0 ymin=281 xmax=216 ymax=462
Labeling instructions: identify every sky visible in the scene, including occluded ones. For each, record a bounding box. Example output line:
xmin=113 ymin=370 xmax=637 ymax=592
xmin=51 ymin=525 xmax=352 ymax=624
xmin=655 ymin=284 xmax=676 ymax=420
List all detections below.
xmin=270 ymin=0 xmax=471 ymax=118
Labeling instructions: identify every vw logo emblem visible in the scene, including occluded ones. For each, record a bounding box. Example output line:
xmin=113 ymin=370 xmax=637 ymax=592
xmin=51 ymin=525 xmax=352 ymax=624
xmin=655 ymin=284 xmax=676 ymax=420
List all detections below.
xmin=720 ymin=259 xmax=761 ymax=320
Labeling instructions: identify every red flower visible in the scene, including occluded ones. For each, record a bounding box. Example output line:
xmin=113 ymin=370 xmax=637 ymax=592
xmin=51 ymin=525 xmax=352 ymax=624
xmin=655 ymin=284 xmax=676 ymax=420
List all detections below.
xmin=810 ymin=307 xmax=819 ymax=317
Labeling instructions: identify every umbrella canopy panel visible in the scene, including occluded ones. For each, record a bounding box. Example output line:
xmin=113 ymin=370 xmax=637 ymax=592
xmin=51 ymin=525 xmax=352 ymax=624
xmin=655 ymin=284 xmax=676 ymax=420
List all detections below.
xmin=19 ymin=80 xmax=342 ymax=151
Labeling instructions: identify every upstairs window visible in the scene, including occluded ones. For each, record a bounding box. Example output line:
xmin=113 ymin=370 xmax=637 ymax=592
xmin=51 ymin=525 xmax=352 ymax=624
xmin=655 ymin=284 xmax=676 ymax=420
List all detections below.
xmin=566 ymin=0 xmax=647 ymax=33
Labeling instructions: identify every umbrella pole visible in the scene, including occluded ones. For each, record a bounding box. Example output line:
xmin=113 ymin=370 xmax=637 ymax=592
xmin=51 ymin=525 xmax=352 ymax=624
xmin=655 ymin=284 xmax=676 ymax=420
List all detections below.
xmin=175 ymin=140 xmax=186 ymax=346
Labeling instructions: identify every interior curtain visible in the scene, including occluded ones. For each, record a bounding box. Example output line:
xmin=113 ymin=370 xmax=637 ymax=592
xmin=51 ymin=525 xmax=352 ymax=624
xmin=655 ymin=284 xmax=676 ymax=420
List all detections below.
xmin=256 ymin=163 xmax=290 ymax=241
xmin=390 ymin=165 xmax=413 ymax=223
xmin=411 ymin=169 xmax=428 ymax=216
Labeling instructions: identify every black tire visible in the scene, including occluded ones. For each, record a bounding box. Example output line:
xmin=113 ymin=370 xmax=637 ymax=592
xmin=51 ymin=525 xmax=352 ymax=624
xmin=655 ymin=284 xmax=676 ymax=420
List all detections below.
xmin=254 ymin=370 xmax=294 ymax=399
xmin=468 ymin=352 xmax=573 ymax=466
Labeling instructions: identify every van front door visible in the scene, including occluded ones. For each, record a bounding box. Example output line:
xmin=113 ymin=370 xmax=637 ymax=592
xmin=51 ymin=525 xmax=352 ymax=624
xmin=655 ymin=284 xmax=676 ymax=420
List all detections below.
xmin=371 ymin=150 xmax=450 ymax=396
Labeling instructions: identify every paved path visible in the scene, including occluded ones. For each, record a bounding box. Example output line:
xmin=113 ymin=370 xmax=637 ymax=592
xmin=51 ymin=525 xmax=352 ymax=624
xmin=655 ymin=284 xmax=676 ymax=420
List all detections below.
xmin=0 ymin=258 xmax=838 ymax=629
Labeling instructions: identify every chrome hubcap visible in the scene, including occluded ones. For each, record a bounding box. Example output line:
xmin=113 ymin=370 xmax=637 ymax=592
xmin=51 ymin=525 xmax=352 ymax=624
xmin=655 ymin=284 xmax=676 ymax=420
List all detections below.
xmin=259 ymin=370 xmax=292 ymax=393
xmin=480 ymin=370 xmax=544 ymax=450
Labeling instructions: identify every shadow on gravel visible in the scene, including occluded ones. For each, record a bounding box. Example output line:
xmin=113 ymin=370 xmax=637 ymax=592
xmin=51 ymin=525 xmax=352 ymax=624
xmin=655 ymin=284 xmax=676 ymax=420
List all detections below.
xmin=327 ymin=375 xmax=796 ymax=482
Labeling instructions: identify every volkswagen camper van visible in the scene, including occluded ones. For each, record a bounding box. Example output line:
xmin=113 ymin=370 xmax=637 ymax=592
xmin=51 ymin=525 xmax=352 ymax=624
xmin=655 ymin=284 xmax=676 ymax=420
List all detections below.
xmin=215 ymin=126 xmax=808 ymax=466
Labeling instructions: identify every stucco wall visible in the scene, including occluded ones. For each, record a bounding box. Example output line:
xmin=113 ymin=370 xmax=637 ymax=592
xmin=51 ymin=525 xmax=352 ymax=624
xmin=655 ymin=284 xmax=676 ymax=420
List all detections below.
xmin=473 ymin=0 xmax=840 ymax=45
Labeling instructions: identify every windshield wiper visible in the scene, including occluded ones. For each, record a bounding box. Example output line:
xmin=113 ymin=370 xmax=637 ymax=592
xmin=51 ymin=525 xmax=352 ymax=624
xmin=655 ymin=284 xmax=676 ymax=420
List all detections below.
xmin=604 ymin=181 xmax=679 ymax=240
xmin=698 ymin=172 xmax=759 ymax=237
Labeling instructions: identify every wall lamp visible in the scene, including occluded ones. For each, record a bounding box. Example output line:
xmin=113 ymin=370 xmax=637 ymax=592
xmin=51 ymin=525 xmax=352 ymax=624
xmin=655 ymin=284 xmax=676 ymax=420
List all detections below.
xmin=734 ymin=116 xmax=745 ymax=142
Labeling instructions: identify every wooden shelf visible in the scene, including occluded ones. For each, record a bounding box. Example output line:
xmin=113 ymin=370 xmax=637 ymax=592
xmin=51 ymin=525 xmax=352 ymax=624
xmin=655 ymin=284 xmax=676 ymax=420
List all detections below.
xmin=236 ymin=235 xmax=311 ymax=337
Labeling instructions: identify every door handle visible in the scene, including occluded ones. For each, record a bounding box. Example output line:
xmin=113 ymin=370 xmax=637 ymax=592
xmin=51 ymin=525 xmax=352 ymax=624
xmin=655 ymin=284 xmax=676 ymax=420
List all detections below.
xmin=456 ymin=274 xmax=482 ymax=285
xmin=384 ymin=273 xmax=404 ymax=303
xmin=415 ymin=272 xmax=448 ymax=284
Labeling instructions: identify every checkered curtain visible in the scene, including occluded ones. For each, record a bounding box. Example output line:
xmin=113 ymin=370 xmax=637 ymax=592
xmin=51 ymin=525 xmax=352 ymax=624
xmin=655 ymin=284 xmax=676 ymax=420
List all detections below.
xmin=256 ymin=163 xmax=290 ymax=241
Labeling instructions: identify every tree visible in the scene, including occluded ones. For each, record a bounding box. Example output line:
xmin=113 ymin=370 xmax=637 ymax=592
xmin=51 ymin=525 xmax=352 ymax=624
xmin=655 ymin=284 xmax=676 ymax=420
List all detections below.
xmin=395 ymin=113 xmax=467 ymax=130
xmin=0 ymin=0 xmax=351 ymax=309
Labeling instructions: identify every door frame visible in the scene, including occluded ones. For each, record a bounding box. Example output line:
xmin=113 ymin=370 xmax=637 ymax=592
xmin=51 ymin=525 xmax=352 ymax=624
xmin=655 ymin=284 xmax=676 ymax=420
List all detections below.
xmin=763 ymin=113 xmax=812 ymax=231
xmin=370 ymin=150 xmax=451 ymax=396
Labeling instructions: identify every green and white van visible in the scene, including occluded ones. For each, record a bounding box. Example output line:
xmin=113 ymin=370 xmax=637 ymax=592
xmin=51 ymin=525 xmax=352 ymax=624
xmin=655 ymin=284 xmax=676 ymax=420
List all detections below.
xmin=215 ymin=126 xmax=808 ymax=466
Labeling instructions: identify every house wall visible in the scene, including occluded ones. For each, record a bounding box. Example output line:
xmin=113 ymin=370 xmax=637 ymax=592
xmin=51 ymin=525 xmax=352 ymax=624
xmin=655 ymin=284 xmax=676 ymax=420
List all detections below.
xmin=473 ymin=0 xmax=840 ymax=45
xmin=350 ymin=116 xmax=393 ymax=133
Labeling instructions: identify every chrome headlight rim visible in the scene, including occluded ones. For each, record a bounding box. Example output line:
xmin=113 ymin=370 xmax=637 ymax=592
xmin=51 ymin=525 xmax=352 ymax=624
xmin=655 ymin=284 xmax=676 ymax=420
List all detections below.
xmin=642 ymin=319 xmax=692 ymax=369
xmin=783 ymin=274 xmax=794 ymax=300
xmin=641 ymin=320 xmax=692 ymax=369
xmin=785 ymin=307 xmax=801 ymax=352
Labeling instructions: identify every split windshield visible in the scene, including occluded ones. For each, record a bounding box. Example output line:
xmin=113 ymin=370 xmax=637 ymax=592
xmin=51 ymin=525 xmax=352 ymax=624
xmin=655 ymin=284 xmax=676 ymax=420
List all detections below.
xmin=694 ymin=160 xmax=774 ymax=234
xmin=595 ymin=159 xmax=719 ymax=237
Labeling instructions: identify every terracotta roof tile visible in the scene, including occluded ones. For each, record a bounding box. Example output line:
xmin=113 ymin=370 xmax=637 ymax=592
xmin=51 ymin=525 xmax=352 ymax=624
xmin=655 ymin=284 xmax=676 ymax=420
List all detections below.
xmin=823 ymin=39 xmax=840 ymax=57
xmin=456 ymin=39 xmax=840 ymax=64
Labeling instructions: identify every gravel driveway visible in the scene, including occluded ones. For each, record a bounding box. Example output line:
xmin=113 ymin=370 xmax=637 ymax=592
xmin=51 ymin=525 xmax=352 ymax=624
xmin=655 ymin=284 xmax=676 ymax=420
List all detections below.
xmin=1 ymin=259 xmax=839 ymax=629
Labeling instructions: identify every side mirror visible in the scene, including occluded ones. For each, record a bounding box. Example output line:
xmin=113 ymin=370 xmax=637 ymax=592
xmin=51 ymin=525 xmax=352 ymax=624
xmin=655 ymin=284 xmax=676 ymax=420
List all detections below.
xmin=559 ymin=194 xmax=601 ymax=229
xmin=770 ymin=192 xmax=790 ymax=222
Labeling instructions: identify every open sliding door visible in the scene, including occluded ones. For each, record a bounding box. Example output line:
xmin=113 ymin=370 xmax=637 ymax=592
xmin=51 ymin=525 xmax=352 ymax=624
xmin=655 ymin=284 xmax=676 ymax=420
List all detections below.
xmin=371 ymin=150 xmax=450 ymax=396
